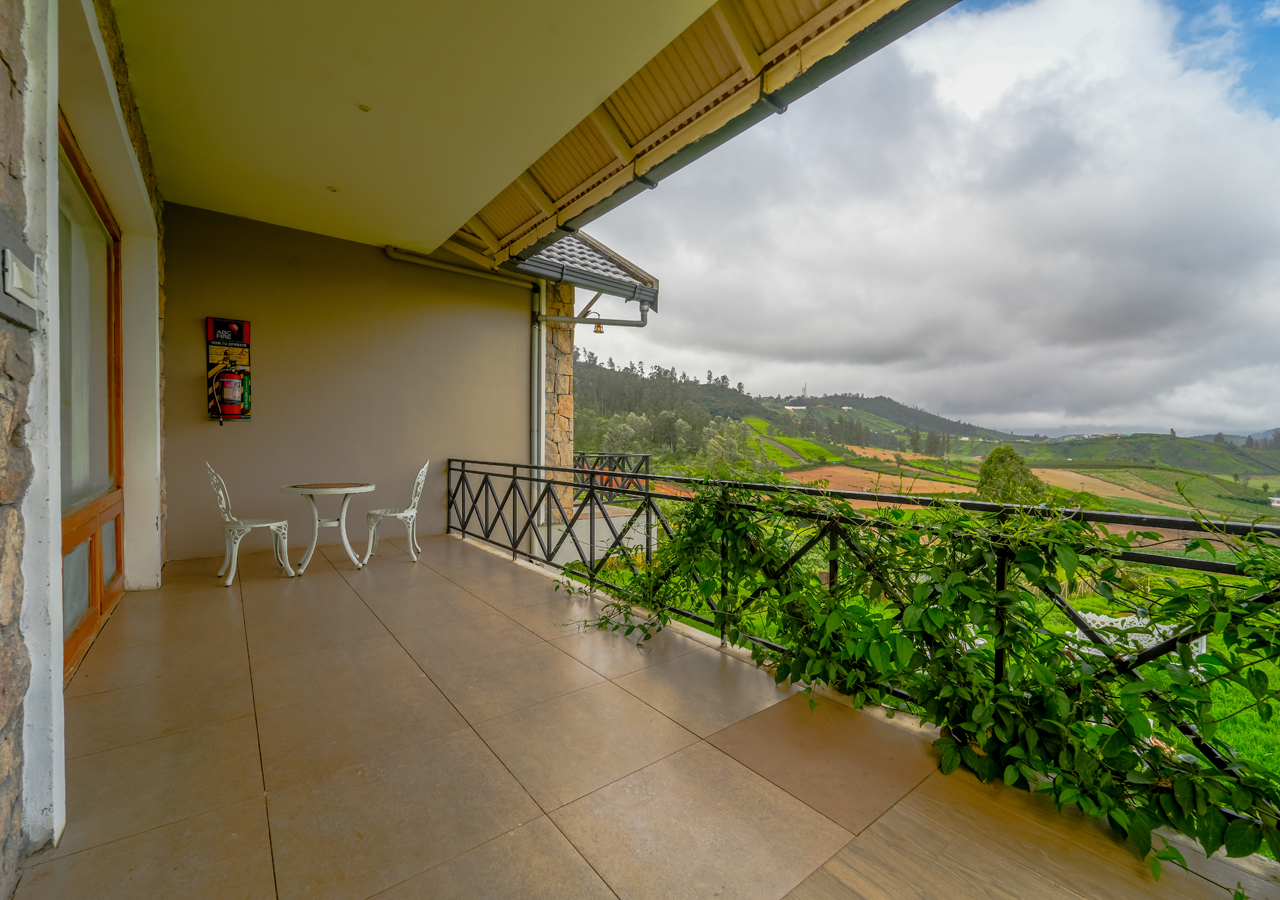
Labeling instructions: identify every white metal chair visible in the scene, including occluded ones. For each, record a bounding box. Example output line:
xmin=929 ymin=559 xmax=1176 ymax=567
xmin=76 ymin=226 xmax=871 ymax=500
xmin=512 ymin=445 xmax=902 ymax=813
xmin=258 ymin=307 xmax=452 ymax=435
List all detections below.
xmin=363 ymin=461 xmax=430 ymax=563
xmin=207 ymin=462 xmax=295 ymax=586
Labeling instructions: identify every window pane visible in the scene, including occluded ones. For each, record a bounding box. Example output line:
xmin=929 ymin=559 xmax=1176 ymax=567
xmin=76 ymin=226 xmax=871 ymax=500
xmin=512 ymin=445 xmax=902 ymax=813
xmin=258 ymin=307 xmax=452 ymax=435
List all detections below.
xmin=102 ymin=518 xmax=117 ymax=586
xmin=59 ymin=155 xmax=113 ymax=510
xmin=63 ymin=539 xmax=91 ymax=640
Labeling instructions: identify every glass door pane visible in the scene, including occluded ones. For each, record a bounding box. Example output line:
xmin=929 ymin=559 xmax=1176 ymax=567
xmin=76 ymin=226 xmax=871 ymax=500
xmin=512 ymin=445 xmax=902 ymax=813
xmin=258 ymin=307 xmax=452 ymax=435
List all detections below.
xmin=63 ymin=539 xmax=91 ymax=640
xmin=58 ymin=154 xmax=113 ymax=510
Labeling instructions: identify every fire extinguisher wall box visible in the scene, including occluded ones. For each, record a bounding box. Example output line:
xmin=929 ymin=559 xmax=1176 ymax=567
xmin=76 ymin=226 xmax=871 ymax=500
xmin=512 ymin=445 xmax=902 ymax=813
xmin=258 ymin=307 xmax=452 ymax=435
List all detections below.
xmin=207 ymin=317 xmax=252 ymax=421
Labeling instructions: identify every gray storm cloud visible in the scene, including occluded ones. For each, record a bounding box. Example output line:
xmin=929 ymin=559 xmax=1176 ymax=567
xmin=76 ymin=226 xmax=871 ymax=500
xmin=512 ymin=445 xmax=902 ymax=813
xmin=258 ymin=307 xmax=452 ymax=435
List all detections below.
xmin=577 ymin=0 xmax=1280 ymax=435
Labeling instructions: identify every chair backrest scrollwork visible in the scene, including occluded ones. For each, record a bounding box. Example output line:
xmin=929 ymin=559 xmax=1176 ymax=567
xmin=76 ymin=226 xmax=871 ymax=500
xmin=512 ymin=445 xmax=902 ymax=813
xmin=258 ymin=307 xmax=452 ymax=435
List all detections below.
xmin=206 ymin=462 xmax=239 ymax=524
xmin=408 ymin=460 xmax=430 ymax=511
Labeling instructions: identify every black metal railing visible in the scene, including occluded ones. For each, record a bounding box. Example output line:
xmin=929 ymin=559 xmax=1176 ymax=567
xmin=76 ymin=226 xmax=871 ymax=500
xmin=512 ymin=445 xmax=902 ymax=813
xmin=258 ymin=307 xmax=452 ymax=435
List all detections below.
xmin=446 ymin=457 xmax=1277 ymax=620
xmin=446 ymin=457 xmax=1280 ymax=786
xmin=571 ymin=452 xmax=650 ymax=501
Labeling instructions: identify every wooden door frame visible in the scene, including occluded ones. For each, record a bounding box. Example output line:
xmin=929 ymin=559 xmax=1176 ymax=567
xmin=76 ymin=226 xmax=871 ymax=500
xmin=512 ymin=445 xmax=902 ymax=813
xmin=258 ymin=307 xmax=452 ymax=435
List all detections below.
xmin=58 ymin=109 xmax=125 ymax=680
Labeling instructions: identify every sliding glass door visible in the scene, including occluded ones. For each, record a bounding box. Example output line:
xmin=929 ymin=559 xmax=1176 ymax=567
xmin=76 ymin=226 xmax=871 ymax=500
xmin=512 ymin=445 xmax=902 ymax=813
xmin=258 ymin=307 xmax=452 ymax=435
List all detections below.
xmin=58 ymin=116 xmax=124 ymax=677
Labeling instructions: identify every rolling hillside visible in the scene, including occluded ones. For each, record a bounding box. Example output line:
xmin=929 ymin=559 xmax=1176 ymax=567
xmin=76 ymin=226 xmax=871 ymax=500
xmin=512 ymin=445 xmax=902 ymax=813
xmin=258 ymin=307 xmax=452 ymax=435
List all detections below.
xmin=1019 ymin=434 xmax=1280 ymax=476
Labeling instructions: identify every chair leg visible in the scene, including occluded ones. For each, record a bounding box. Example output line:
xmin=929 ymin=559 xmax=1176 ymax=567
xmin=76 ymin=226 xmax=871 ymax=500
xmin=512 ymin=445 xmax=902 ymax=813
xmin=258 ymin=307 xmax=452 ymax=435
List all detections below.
xmin=363 ymin=515 xmax=381 ymax=566
xmin=272 ymin=529 xmax=283 ymax=567
xmin=225 ymin=529 xmax=248 ymax=586
xmin=274 ymin=524 xmax=296 ymax=577
xmin=411 ymin=516 xmax=421 ymax=555
xmin=217 ymin=531 xmax=232 ymax=578
xmin=404 ymin=515 xmax=417 ymax=561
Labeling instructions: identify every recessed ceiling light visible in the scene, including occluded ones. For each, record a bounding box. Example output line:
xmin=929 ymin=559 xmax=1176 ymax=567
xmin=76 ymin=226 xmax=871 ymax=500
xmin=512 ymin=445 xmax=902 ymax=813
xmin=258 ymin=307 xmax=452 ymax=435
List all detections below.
xmin=326 ymin=186 xmax=339 ymax=192
xmin=356 ymin=104 xmax=371 ymax=112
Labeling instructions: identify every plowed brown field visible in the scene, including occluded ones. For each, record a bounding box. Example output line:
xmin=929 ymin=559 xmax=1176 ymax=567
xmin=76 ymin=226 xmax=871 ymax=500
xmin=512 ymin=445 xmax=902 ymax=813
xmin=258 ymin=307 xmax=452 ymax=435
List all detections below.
xmin=787 ymin=465 xmax=971 ymax=496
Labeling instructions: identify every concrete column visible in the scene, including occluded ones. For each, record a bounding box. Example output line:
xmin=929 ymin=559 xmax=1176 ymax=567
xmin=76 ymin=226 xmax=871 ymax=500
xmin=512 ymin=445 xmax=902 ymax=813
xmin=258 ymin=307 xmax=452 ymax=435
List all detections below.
xmin=121 ymin=234 xmax=161 ymax=589
xmin=19 ymin=0 xmax=67 ymax=855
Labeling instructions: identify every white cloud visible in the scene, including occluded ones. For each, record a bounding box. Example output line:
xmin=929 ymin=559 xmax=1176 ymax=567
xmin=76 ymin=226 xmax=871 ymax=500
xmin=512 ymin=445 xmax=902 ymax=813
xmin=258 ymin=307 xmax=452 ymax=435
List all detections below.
xmin=1261 ymin=2 xmax=1280 ymax=24
xmin=579 ymin=0 xmax=1280 ymax=434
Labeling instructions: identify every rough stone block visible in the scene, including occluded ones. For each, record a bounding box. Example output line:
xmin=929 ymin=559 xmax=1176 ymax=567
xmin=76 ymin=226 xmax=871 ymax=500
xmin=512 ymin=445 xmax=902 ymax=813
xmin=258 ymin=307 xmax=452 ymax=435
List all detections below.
xmin=0 ymin=621 xmax=30 ymax=731
xmin=0 ymin=445 xmax=30 ymax=506
xmin=557 ymin=394 xmax=573 ymax=417
xmin=0 ymin=506 xmax=20 ymax=627
xmin=2 ymin=328 xmax=33 ymax=384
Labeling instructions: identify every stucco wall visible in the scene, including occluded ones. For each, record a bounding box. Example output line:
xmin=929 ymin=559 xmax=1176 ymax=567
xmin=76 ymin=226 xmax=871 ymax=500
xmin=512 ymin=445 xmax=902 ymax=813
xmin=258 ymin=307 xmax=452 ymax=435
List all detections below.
xmin=162 ymin=205 xmax=533 ymax=562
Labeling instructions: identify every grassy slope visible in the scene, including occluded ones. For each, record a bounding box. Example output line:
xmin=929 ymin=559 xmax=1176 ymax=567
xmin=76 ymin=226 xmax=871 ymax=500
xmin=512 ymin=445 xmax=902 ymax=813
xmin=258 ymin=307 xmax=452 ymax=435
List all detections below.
xmin=774 ymin=435 xmax=843 ymax=462
xmin=1020 ymin=435 xmax=1280 ymax=476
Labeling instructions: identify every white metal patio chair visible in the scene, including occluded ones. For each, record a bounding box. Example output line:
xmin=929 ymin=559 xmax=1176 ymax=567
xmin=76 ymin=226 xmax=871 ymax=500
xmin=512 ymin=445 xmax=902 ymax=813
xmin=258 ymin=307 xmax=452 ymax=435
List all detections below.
xmin=207 ymin=462 xmax=295 ymax=586
xmin=363 ymin=461 xmax=430 ymax=564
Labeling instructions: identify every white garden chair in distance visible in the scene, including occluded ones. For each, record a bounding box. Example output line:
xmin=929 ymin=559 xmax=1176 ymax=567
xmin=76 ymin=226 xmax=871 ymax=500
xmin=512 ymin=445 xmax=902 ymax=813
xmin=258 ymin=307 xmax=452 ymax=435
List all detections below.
xmin=363 ymin=461 xmax=430 ymax=564
xmin=207 ymin=462 xmax=295 ymax=586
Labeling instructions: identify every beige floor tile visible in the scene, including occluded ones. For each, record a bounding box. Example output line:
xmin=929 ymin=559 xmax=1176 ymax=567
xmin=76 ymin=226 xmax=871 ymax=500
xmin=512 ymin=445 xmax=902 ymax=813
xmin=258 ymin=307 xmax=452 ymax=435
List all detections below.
xmin=552 ymin=741 xmax=850 ymax=900
xmin=58 ymin=716 xmax=263 ymax=857
xmin=15 ymin=798 xmax=275 ymax=900
xmin=159 ymin=555 xmax=226 ymax=580
xmin=429 ymin=642 xmax=603 ymax=724
xmin=340 ymin=558 xmax=452 ymax=590
xmin=707 ymin=694 xmax=939 ymax=834
xmin=456 ymin=571 xmax=568 ymax=612
xmin=240 ymin=546 xmax=334 ymax=577
xmin=268 ymin=729 xmax=541 ymax=900
xmin=65 ymin=632 xmax=249 ymax=698
xmin=901 ymin=771 xmax=1220 ymax=900
xmin=613 ymin=648 xmax=796 ymax=736
xmin=397 ymin=611 xmax=542 ymax=675
xmin=240 ymin=586 xmax=370 ymax=632
xmin=358 ymin=586 xmax=496 ymax=634
xmin=370 ymin=817 xmax=615 ymax=900
xmin=239 ymin=568 xmax=354 ymax=607
xmin=553 ymin=624 xmax=705 ymax=680
xmin=258 ymin=671 xmax=467 ymax=791
xmin=503 ymin=592 xmax=605 ymax=641
xmin=245 ymin=601 xmax=389 ymax=663
xmin=477 ymin=681 xmax=697 ymax=811
xmin=251 ymin=634 xmax=422 ymax=711
xmin=89 ymin=591 xmax=245 ymax=652
xmin=65 ymin=666 xmax=255 ymax=758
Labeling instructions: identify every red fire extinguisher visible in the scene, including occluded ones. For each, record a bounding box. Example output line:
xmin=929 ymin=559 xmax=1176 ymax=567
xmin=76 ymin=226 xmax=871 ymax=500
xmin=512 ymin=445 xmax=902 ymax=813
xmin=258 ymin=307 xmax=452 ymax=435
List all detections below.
xmin=215 ymin=369 xmax=243 ymax=424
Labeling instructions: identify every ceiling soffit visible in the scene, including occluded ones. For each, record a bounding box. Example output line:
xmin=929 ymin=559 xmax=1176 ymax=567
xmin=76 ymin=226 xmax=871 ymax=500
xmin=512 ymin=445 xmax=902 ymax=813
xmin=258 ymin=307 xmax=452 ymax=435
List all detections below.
xmin=452 ymin=0 xmax=959 ymax=271
xmin=110 ymin=0 xmax=717 ymax=254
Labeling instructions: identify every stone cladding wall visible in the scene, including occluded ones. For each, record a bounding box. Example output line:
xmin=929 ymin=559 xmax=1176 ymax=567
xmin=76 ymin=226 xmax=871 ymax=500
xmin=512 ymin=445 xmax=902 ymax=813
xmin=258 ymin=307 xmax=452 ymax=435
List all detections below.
xmin=544 ymin=283 xmax=574 ymax=513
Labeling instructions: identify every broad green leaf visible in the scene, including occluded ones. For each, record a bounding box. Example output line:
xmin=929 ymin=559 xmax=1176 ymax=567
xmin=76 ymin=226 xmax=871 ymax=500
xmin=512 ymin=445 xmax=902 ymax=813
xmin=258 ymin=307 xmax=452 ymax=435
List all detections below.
xmin=1224 ymin=819 xmax=1262 ymax=858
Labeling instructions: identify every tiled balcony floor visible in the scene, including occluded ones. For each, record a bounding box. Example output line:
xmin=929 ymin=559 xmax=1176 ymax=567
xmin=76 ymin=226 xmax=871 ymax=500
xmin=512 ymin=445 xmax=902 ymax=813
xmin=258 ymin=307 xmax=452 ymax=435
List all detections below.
xmin=17 ymin=536 xmax=1278 ymax=900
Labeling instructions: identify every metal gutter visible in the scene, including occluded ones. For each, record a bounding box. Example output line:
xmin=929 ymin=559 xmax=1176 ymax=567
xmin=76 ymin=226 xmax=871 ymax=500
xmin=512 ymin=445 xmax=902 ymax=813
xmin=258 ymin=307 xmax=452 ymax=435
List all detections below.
xmin=517 ymin=0 xmax=961 ymax=249
xmin=384 ymin=245 xmax=536 ymax=289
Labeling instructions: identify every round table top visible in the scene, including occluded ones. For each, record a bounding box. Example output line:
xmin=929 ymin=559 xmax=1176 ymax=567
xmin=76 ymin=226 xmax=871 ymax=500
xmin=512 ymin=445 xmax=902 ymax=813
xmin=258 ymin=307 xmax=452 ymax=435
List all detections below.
xmin=280 ymin=482 xmax=375 ymax=494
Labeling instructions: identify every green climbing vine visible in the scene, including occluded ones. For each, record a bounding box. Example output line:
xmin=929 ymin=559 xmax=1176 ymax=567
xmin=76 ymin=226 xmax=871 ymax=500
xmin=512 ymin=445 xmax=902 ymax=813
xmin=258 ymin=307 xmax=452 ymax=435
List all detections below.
xmin=567 ymin=481 xmax=1280 ymax=892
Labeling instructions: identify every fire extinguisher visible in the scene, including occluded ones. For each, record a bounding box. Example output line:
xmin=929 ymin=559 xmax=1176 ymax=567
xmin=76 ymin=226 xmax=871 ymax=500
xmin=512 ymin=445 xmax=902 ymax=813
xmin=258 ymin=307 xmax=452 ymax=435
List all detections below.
xmin=215 ymin=368 xmax=243 ymax=425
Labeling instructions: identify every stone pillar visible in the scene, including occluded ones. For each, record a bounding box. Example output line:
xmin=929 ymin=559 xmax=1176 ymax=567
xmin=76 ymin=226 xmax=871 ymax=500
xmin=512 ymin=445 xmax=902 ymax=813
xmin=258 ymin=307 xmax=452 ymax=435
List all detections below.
xmin=544 ymin=283 xmax=574 ymax=515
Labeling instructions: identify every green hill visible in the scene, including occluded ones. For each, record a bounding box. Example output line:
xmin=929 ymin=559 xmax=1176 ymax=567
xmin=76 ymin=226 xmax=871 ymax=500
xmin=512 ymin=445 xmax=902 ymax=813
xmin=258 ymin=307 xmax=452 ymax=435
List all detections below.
xmin=1019 ymin=435 xmax=1280 ymax=476
xmin=762 ymin=393 xmax=1023 ymax=441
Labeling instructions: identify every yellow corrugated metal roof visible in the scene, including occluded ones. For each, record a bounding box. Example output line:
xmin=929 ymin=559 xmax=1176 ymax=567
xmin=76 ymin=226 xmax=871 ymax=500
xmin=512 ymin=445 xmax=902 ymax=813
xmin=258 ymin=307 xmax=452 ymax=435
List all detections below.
xmin=456 ymin=0 xmax=942 ymax=266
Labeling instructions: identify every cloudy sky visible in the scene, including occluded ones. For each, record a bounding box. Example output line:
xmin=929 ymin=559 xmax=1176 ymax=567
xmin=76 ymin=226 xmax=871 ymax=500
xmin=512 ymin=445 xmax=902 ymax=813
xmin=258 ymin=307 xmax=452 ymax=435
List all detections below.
xmin=577 ymin=0 xmax=1280 ymax=436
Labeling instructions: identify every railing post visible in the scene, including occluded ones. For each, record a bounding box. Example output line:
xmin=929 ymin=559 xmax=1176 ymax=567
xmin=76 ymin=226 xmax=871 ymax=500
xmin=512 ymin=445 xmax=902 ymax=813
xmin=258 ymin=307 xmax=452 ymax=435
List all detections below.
xmin=828 ymin=522 xmax=839 ymax=594
xmin=994 ymin=548 xmax=1007 ymax=685
xmin=720 ymin=533 xmax=728 ymax=647
xmin=511 ymin=465 xmax=518 ymax=560
xmin=589 ymin=469 xmax=596 ymax=595
xmin=446 ymin=459 xmax=453 ymax=534
xmin=644 ymin=473 xmax=653 ymax=566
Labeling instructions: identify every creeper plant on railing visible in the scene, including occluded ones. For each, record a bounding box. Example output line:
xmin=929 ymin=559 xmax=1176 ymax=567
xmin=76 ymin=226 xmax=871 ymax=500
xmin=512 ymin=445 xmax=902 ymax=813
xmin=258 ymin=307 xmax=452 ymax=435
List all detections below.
xmin=570 ymin=480 xmax=1280 ymax=894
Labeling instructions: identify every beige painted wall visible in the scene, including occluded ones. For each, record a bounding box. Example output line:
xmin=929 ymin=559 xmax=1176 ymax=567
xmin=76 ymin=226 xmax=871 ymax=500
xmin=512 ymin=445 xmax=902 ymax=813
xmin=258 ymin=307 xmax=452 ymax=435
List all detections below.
xmin=163 ymin=205 xmax=532 ymax=561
